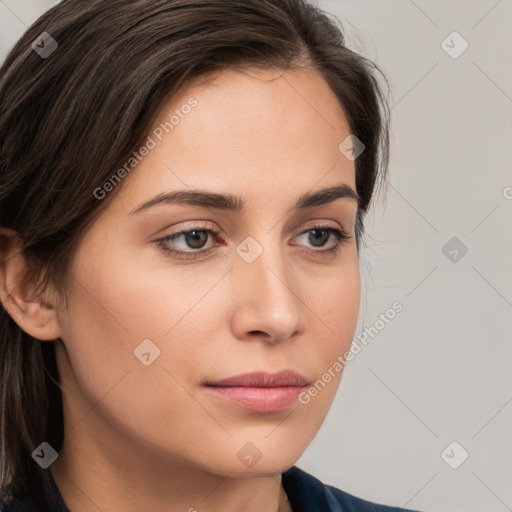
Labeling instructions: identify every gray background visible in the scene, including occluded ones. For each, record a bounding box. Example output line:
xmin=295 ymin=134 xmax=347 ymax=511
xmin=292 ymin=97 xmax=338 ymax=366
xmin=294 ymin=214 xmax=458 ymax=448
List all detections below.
xmin=1 ymin=1 xmax=511 ymax=511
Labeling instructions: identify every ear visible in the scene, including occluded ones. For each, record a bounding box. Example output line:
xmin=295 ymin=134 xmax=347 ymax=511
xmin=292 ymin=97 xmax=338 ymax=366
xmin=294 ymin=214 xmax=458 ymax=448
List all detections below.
xmin=0 ymin=227 xmax=62 ymax=341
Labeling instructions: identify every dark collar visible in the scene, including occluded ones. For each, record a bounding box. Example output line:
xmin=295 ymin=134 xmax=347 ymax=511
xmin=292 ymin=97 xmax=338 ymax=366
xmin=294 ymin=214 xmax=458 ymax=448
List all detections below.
xmin=282 ymin=465 xmax=342 ymax=512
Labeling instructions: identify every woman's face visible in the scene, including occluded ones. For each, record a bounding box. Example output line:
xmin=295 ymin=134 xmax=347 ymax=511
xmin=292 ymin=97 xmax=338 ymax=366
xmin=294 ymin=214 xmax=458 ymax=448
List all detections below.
xmin=53 ymin=67 xmax=361 ymax=477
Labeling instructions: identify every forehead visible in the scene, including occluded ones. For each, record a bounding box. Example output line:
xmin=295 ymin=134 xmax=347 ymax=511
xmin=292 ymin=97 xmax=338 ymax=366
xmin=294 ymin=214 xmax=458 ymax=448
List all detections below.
xmin=111 ymin=67 xmax=356 ymax=211
xmin=161 ymin=66 xmax=351 ymax=143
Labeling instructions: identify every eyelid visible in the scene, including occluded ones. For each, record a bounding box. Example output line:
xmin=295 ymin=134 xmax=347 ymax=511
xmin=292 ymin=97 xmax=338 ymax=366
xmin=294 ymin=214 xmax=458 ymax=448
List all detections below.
xmin=156 ymin=220 xmax=218 ymax=237
xmin=298 ymin=219 xmax=345 ymax=232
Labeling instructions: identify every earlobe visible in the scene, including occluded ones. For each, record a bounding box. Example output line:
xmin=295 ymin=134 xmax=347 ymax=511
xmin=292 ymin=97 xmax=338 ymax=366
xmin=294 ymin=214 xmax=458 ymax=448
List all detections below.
xmin=0 ymin=227 xmax=62 ymax=341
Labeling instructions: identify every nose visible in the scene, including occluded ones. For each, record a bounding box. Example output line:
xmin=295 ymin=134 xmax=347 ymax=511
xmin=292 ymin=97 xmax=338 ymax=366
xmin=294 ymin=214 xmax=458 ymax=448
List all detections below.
xmin=229 ymin=240 xmax=305 ymax=345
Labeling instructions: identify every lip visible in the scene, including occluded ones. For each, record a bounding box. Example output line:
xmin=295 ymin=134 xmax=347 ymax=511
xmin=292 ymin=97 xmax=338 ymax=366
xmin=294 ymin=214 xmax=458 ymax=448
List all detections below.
xmin=206 ymin=370 xmax=308 ymax=388
xmin=204 ymin=371 xmax=309 ymax=413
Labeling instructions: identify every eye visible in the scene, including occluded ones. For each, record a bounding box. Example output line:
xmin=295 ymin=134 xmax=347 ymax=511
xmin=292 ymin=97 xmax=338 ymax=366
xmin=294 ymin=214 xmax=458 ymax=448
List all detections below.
xmin=293 ymin=226 xmax=351 ymax=254
xmin=155 ymin=224 xmax=352 ymax=260
xmin=156 ymin=227 xmax=218 ymax=259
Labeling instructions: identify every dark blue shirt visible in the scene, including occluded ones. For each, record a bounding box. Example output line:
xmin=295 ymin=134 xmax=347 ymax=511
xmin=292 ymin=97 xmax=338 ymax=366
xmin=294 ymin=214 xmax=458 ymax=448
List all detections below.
xmin=2 ymin=465 xmax=423 ymax=511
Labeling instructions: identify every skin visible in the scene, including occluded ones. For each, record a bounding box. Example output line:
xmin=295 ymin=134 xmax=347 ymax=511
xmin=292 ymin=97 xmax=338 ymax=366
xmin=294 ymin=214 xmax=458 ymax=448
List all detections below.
xmin=0 ymin=67 xmax=361 ymax=512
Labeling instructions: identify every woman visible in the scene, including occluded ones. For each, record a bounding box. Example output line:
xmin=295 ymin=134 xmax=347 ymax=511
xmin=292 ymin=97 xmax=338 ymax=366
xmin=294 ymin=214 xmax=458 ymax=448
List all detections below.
xmin=0 ymin=0 xmax=424 ymax=510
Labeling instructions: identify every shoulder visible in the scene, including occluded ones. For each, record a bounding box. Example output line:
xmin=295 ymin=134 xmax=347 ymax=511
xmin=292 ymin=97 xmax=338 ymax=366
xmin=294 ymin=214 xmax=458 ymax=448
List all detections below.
xmin=1 ymin=492 xmax=67 ymax=512
xmin=1 ymin=474 xmax=68 ymax=512
xmin=282 ymin=466 xmax=424 ymax=512
xmin=1 ymin=497 xmax=67 ymax=512
xmin=325 ymin=484 xmax=423 ymax=512
xmin=1 ymin=500 xmax=37 ymax=512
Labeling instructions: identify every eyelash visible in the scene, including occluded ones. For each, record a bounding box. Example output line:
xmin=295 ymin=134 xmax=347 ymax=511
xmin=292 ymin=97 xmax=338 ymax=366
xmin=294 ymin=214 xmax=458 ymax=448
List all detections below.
xmin=156 ymin=224 xmax=351 ymax=260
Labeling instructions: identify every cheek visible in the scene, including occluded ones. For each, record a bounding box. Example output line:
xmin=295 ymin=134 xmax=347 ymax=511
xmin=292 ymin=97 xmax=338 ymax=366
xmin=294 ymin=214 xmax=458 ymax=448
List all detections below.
xmin=293 ymin=274 xmax=360 ymax=431
xmin=332 ymin=273 xmax=360 ymax=350
xmin=312 ymin=255 xmax=361 ymax=354
xmin=58 ymin=238 xmax=222 ymax=392
xmin=56 ymin=243 xmax=216 ymax=445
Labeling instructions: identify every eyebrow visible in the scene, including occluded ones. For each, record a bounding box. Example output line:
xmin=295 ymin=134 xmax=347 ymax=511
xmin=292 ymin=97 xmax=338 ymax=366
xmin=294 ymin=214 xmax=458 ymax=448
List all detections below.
xmin=129 ymin=183 xmax=360 ymax=215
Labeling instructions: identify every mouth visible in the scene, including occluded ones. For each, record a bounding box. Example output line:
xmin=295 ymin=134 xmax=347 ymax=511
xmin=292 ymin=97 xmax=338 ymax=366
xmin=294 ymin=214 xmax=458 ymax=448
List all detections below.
xmin=203 ymin=370 xmax=309 ymax=413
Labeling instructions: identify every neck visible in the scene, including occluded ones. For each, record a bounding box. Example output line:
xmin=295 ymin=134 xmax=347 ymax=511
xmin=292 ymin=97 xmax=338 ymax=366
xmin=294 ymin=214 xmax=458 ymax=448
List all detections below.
xmin=50 ymin=438 xmax=293 ymax=512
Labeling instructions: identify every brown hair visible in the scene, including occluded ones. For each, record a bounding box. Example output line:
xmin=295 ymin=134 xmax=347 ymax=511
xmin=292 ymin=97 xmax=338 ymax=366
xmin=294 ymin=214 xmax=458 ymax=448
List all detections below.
xmin=0 ymin=0 xmax=390 ymax=506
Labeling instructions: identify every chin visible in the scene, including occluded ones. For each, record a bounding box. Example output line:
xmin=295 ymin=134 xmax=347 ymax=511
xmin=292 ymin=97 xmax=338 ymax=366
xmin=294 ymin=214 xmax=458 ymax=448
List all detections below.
xmin=197 ymin=443 xmax=303 ymax=479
